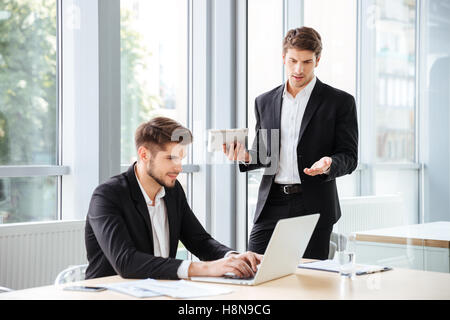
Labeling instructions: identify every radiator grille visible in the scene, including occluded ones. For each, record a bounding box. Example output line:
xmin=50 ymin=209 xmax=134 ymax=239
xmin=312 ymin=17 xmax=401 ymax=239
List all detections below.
xmin=334 ymin=195 xmax=405 ymax=236
xmin=0 ymin=220 xmax=87 ymax=290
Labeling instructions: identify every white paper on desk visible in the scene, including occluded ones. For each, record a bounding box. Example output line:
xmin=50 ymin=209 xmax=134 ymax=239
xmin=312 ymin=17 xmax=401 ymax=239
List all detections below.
xmin=298 ymin=259 xmax=391 ymax=275
xmin=141 ymin=279 xmax=233 ymax=299
xmin=298 ymin=259 xmax=341 ymax=273
xmin=101 ymin=279 xmax=233 ymax=299
xmin=100 ymin=280 xmax=162 ymax=298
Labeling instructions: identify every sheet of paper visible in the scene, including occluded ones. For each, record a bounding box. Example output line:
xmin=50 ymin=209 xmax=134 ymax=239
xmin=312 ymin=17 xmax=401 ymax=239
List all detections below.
xmin=299 ymin=259 xmax=341 ymax=273
xmin=298 ymin=259 xmax=391 ymax=275
xmin=100 ymin=279 xmax=233 ymax=299
xmin=99 ymin=280 xmax=162 ymax=298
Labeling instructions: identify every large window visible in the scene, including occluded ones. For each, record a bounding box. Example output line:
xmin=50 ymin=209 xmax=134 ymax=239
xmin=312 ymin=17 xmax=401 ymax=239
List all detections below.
xmin=120 ymin=0 xmax=188 ymax=165
xmin=247 ymin=0 xmax=284 ymax=235
xmin=304 ymin=0 xmax=358 ymax=198
xmin=120 ymin=0 xmax=189 ymax=194
xmin=304 ymin=0 xmax=357 ymax=97
xmin=303 ymin=0 xmax=429 ymax=272
xmin=371 ymin=0 xmax=416 ymax=163
xmin=0 ymin=0 xmax=59 ymax=224
xmin=359 ymin=0 xmax=419 ymax=223
xmin=422 ymin=0 xmax=450 ymax=224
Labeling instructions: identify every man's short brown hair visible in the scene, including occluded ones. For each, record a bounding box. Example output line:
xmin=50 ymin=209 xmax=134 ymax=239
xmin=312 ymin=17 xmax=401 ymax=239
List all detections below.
xmin=135 ymin=117 xmax=193 ymax=154
xmin=283 ymin=27 xmax=322 ymax=57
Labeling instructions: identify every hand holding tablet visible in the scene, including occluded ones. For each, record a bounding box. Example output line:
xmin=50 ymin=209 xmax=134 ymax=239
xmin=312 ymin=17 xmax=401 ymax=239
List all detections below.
xmin=207 ymin=128 xmax=250 ymax=162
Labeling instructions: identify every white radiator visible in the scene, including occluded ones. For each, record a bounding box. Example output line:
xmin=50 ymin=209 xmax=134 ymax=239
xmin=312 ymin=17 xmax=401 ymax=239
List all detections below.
xmin=334 ymin=195 xmax=405 ymax=235
xmin=0 ymin=220 xmax=87 ymax=290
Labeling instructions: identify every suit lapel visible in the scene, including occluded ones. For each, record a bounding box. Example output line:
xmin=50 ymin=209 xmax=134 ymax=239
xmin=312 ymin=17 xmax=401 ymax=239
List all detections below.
xmin=298 ymin=78 xmax=325 ymax=145
xmin=163 ymin=191 xmax=178 ymax=258
xmin=126 ymin=163 xmax=154 ymax=253
xmin=273 ymin=84 xmax=285 ymax=151
xmin=273 ymin=84 xmax=284 ymax=130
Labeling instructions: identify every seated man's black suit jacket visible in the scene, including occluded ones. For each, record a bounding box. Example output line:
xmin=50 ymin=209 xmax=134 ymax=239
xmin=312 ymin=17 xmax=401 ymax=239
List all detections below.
xmin=85 ymin=163 xmax=232 ymax=280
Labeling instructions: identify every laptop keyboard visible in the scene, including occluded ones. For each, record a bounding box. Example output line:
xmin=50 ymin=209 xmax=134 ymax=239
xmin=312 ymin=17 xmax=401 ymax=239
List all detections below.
xmin=224 ymin=273 xmax=255 ymax=280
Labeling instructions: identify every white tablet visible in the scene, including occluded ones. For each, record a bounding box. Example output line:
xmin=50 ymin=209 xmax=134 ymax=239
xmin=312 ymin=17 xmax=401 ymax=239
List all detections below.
xmin=207 ymin=128 xmax=248 ymax=152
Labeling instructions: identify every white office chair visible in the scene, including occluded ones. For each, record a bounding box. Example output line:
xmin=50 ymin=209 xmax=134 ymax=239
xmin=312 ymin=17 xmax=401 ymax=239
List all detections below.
xmin=54 ymin=264 xmax=88 ymax=286
xmin=328 ymin=232 xmax=347 ymax=259
xmin=0 ymin=286 xmax=13 ymax=293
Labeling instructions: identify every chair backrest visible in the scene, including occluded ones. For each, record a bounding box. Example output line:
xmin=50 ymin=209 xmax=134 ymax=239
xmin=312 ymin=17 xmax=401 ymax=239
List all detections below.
xmin=331 ymin=232 xmax=347 ymax=251
xmin=0 ymin=286 xmax=13 ymax=293
xmin=328 ymin=241 xmax=337 ymax=260
xmin=54 ymin=264 xmax=88 ymax=286
xmin=329 ymin=232 xmax=348 ymax=259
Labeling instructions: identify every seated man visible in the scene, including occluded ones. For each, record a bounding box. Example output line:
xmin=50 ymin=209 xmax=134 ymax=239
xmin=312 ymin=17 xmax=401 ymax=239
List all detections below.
xmin=85 ymin=116 xmax=261 ymax=280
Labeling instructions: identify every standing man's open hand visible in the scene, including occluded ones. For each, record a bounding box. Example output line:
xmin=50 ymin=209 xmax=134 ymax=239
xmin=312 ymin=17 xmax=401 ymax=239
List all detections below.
xmin=303 ymin=156 xmax=332 ymax=176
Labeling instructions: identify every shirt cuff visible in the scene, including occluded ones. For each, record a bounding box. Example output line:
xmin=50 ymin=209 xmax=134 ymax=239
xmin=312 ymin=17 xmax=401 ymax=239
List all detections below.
xmin=177 ymin=252 xmax=238 ymax=278
xmin=323 ymin=167 xmax=331 ymax=175
xmin=239 ymin=152 xmax=253 ymax=166
xmin=177 ymin=260 xmax=192 ymax=279
xmin=225 ymin=251 xmax=239 ymax=257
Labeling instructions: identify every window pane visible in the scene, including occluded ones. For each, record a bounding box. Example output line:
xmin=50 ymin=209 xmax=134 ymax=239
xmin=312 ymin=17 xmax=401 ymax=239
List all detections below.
xmin=365 ymin=0 xmax=416 ymax=162
xmin=247 ymin=0 xmax=283 ymax=235
xmin=120 ymin=0 xmax=188 ymax=165
xmin=421 ymin=0 xmax=450 ymax=224
xmin=0 ymin=176 xmax=58 ymax=224
xmin=0 ymin=0 xmax=58 ymax=165
xmin=334 ymin=0 xmax=428 ymax=273
xmin=304 ymin=0 xmax=358 ymax=198
xmin=304 ymin=0 xmax=357 ymax=97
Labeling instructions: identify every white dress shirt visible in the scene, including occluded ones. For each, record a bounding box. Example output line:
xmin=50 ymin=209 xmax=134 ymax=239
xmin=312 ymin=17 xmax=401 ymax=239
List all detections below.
xmin=274 ymin=76 xmax=317 ymax=184
xmin=134 ymin=168 xmax=191 ymax=278
xmin=135 ymin=167 xmax=237 ymax=279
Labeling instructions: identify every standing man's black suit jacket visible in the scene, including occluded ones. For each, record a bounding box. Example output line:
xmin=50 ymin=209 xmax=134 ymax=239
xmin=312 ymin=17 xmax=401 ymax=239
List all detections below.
xmin=85 ymin=163 xmax=232 ymax=280
xmin=240 ymin=78 xmax=358 ymax=227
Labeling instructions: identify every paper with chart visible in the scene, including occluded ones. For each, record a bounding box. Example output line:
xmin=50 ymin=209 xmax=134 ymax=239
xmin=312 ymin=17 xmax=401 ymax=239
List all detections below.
xmin=100 ymin=279 xmax=233 ymax=299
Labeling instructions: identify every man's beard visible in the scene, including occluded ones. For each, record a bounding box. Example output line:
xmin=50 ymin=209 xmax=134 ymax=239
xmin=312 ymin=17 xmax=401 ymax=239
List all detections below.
xmin=146 ymin=160 xmax=176 ymax=189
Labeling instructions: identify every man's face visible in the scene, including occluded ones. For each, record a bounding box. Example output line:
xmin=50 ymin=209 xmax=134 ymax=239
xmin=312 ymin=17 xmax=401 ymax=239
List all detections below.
xmin=141 ymin=142 xmax=187 ymax=188
xmin=283 ymin=48 xmax=320 ymax=91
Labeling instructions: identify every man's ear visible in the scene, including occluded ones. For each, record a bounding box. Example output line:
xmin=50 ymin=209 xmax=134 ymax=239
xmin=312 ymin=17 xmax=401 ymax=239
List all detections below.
xmin=137 ymin=146 xmax=150 ymax=162
xmin=315 ymin=55 xmax=321 ymax=67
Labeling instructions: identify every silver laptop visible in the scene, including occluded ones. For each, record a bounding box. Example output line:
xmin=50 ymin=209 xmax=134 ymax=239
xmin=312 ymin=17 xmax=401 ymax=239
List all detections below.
xmin=190 ymin=214 xmax=320 ymax=286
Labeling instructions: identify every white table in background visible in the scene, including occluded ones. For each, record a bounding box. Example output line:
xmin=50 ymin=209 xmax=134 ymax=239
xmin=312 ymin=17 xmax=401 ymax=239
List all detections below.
xmin=354 ymin=221 xmax=450 ymax=273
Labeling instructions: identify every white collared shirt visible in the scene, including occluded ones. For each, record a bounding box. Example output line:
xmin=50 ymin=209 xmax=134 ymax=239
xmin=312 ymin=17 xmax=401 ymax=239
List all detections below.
xmin=274 ymin=76 xmax=317 ymax=184
xmin=134 ymin=167 xmax=237 ymax=279
xmin=134 ymin=168 xmax=191 ymax=278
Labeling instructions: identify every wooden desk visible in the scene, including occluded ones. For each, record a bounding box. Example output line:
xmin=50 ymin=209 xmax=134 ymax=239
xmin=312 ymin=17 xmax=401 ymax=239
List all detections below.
xmin=2 ymin=263 xmax=450 ymax=300
xmin=354 ymin=222 xmax=450 ymax=273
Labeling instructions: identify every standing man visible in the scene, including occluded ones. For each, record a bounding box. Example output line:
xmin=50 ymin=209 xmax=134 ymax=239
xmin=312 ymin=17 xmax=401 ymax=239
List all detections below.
xmin=85 ymin=117 xmax=262 ymax=280
xmin=224 ymin=27 xmax=358 ymax=259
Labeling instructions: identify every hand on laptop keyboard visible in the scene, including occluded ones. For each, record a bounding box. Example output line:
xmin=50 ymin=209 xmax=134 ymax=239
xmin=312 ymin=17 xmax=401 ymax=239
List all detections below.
xmin=188 ymin=251 xmax=262 ymax=278
xmin=224 ymin=264 xmax=260 ymax=280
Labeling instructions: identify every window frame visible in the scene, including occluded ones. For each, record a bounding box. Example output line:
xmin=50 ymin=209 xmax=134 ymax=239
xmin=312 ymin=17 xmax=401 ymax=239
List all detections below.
xmin=0 ymin=0 xmax=68 ymax=223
